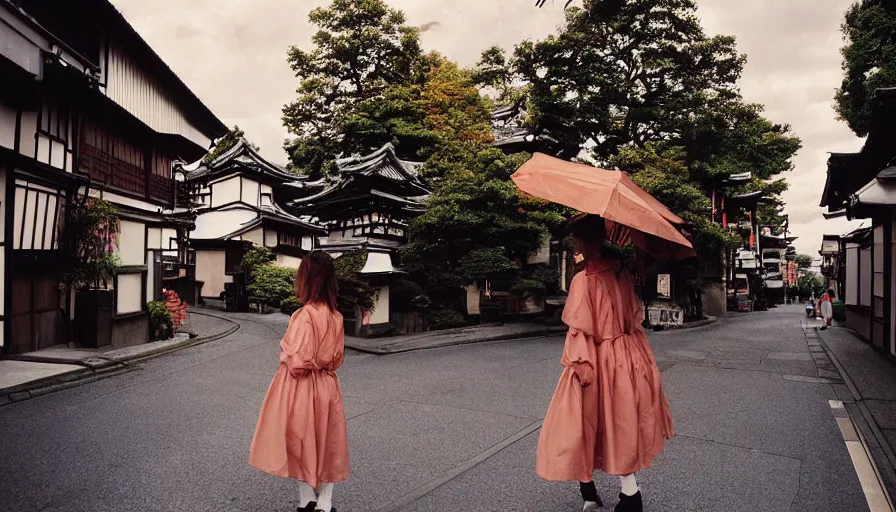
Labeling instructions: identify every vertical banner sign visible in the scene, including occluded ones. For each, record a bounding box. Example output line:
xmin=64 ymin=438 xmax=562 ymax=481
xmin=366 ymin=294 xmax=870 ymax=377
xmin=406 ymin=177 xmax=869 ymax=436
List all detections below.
xmin=657 ymin=274 xmax=671 ymax=299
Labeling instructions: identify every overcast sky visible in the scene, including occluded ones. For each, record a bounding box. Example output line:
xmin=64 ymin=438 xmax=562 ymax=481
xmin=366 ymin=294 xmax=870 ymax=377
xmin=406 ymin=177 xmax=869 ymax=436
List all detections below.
xmin=112 ymin=0 xmax=865 ymax=256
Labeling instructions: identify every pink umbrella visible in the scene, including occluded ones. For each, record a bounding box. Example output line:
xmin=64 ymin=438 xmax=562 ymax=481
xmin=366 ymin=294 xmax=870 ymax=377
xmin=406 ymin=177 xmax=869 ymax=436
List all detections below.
xmin=512 ymin=153 xmax=696 ymax=261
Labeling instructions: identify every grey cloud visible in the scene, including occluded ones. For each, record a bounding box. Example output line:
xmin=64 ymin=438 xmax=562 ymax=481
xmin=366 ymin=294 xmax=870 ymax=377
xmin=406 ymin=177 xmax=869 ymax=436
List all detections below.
xmin=111 ymin=0 xmax=863 ymax=255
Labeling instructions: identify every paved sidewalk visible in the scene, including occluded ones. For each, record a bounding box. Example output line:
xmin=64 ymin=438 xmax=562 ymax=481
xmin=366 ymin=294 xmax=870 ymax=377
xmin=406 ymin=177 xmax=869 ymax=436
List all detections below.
xmin=0 ymin=309 xmax=238 ymax=405
xmin=816 ymin=323 xmax=896 ymax=502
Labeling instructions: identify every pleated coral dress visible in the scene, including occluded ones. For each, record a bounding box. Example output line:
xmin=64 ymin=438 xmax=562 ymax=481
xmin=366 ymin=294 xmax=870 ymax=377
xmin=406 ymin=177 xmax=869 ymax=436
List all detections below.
xmin=248 ymin=303 xmax=350 ymax=488
xmin=536 ymin=257 xmax=674 ymax=481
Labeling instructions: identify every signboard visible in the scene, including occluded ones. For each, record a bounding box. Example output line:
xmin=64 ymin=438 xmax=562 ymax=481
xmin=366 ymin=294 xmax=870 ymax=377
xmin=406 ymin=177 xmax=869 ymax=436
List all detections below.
xmin=657 ymin=274 xmax=671 ymax=299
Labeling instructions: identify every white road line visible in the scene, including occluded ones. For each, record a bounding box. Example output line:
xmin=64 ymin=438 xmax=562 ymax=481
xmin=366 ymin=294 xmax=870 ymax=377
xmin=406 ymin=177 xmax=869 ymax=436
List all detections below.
xmin=830 ymin=401 xmax=894 ymax=512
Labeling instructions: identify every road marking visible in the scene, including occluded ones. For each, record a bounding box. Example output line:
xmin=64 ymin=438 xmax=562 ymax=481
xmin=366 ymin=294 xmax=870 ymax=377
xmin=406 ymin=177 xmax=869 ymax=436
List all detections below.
xmin=829 ymin=401 xmax=894 ymax=512
xmin=378 ymin=418 xmax=544 ymax=512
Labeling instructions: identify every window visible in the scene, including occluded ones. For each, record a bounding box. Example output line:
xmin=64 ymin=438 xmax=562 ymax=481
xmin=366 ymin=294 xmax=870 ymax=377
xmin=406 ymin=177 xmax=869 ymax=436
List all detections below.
xmin=39 ymin=102 xmax=69 ymax=143
xmin=861 ymin=247 xmax=872 ymax=308
xmin=846 ymin=246 xmax=859 ymax=306
xmin=873 ymin=225 xmax=885 ymax=318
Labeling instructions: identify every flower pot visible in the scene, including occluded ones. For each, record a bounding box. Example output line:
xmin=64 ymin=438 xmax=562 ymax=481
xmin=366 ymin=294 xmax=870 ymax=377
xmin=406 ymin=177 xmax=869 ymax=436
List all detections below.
xmin=75 ymin=289 xmax=113 ymax=348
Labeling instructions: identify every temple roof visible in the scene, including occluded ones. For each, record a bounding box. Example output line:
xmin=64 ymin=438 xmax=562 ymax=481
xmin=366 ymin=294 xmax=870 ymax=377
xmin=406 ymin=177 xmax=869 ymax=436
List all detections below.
xmin=179 ymin=138 xmax=308 ymax=186
xmin=490 ymin=103 xmax=558 ymax=151
xmin=290 ymin=144 xmax=429 ymax=210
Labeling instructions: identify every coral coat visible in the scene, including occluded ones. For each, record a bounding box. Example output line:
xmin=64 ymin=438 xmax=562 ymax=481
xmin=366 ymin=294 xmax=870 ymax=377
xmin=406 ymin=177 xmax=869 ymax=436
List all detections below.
xmin=536 ymin=257 xmax=674 ymax=481
xmin=248 ymin=303 xmax=350 ymax=487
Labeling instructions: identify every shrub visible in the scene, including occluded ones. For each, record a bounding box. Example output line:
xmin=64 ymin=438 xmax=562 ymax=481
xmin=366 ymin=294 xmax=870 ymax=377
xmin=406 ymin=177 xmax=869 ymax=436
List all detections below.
xmin=428 ymin=309 xmax=466 ymax=330
xmin=241 ymin=246 xmax=276 ymax=283
xmin=509 ymin=278 xmax=547 ymax=296
xmin=249 ymin=264 xmax=296 ymax=308
xmin=148 ymin=300 xmax=173 ymax=341
xmin=280 ymin=296 xmax=304 ymax=315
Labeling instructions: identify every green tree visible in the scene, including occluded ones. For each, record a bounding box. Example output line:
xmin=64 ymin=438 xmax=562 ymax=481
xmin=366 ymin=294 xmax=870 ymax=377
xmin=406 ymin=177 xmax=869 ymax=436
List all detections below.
xmin=204 ymin=126 xmax=257 ymax=163
xmin=283 ymin=0 xmax=423 ymax=177
xmin=794 ymin=254 xmax=814 ymax=269
xmin=834 ymin=0 xmax=896 ymax=137
xmin=479 ymin=0 xmax=801 ymax=257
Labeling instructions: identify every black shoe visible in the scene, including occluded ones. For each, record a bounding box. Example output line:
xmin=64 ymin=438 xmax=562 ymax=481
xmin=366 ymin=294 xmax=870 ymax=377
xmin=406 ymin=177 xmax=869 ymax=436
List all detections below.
xmin=580 ymin=481 xmax=603 ymax=508
xmin=614 ymin=491 xmax=642 ymax=512
xmin=298 ymin=503 xmax=316 ymax=512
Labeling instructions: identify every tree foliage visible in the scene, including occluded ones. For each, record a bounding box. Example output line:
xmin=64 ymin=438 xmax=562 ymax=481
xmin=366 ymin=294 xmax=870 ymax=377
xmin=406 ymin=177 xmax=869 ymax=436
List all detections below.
xmin=794 ymin=254 xmax=814 ymax=269
xmin=477 ymin=0 xmax=801 ymax=254
xmin=204 ymin=126 xmax=257 ymax=163
xmin=835 ymin=0 xmax=896 ymax=137
xmin=62 ymin=198 xmax=121 ymax=289
xmin=283 ymin=0 xmax=423 ymax=177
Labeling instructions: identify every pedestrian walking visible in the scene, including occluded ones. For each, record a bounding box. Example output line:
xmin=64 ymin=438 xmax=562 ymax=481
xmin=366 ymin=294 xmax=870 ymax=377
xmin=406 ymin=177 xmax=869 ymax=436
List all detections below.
xmin=818 ymin=289 xmax=835 ymax=330
xmin=536 ymin=215 xmax=675 ymax=512
xmin=248 ymin=251 xmax=349 ymax=512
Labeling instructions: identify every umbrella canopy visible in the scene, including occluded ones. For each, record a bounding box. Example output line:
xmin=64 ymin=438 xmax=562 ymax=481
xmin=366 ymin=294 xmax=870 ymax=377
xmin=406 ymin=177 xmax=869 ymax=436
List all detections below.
xmin=512 ymin=153 xmax=695 ymax=261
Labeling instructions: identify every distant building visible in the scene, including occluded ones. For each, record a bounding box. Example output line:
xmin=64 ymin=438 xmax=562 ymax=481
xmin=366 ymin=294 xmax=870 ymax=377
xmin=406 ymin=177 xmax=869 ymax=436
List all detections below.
xmin=177 ymin=139 xmax=326 ymax=302
xmin=288 ymin=143 xmax=429 ymax=331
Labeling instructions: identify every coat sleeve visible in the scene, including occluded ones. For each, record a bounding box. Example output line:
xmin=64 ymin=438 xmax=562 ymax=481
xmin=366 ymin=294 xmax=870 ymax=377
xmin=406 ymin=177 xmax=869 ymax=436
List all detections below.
xmin=279 ymin=310 xmax=316 ymax=377
xmin=561 ymin=329 xmax=595 ymax=386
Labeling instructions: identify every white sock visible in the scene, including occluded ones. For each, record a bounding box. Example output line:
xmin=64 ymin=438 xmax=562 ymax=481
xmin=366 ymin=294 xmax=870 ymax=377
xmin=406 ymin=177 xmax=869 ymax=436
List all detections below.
xmin=298 ymin=481 xmax=317 ymax=508
xmin=583 ymin=501 xmax=600 ymax=511
xmin=620 ymin=474 xmax=639 ymax=496
xmin=316 ymin=483 xmax=334 ymax=511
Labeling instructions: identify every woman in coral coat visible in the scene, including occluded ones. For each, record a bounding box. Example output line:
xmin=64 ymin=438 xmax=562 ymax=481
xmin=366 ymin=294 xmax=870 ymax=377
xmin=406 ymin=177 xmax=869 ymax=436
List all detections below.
xmin=249 ymin=251 xmax=349 ymax=512
xmin=536 ymin=215 xmax=674 ymax=512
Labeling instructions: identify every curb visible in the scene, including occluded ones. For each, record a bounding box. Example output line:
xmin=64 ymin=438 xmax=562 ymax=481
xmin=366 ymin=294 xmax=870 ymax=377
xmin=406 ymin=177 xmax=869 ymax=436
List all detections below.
xmin=0 ymin=311 xmax=240 ymax=407
xmin=347 ymin=315 xmax=719 ymax=355
xmin=346 ymin=326 xmax=568 ymax=355
xmin=815 ymin=327 xmax=896 ymax=509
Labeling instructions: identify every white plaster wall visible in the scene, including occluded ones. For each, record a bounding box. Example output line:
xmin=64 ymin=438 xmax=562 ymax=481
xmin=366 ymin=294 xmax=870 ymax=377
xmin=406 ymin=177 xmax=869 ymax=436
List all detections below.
xmin=117 ymin=273 xmax=143 ymax=315
xmin=146 ymin=252 xmax=155 ymax=303
xmin=162 ymin=228 xmax=178 ymax=250
xmin=147 ymin=227 xmax=163 ymax=250
xmin=370 ymin=285 xmax=390 ymax=325
xmin=193 ymin=209 xmax=257 ymax=240
xmin=0 ymin=101 xmax=15 ymax=150
xmin=302 ymin=236 xmax=313 ymax=251
xmin=196 ymin=250 xmax=231 ymax=298
xmin=264 ymin=229 xmax=278 ymax=248
xmin=241 ymin=178 xmax=260 ymax=207
xmin=97 ymin=191 xmax=159 ymax=213
xmin=275 ymin=253 xmax=302 ymax=270
xmin=211 ymin=177 xmax=240 ymax=207
xmin=117 ymin=220 xmax=146 ymax=266
xmin=243 ymin=227 xmax=264 ymax=246
xmin=18 ymin=111 xmax=36 ymax=157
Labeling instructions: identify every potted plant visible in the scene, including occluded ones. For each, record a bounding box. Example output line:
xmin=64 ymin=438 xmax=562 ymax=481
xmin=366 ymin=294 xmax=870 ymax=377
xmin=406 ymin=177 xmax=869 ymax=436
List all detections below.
xmin=62 ymin=198 xmax=121 ymax=348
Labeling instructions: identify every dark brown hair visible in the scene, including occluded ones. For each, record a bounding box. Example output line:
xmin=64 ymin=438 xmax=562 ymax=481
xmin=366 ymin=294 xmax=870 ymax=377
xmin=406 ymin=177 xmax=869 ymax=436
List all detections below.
xmin=295 ymin=251 xmax=338 ymax=312
xmin=567 ymin=214 xmax=606 ymax=244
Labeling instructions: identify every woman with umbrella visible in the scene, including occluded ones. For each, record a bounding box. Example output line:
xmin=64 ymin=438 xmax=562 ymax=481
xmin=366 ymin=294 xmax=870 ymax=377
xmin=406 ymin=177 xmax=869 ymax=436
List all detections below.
xmin=512 ymin=154 xmax=684 ymax=512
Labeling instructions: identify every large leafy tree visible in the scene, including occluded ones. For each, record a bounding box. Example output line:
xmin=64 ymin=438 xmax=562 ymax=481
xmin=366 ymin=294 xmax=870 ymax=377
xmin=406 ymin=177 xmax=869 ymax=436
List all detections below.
xmin=283 ymin=0 xmax=423 ymax=177
xmin=482 ymin=0 xmax=745 ymax=160
xmin=478 ymin=0 xmax=801 ymax=257
xmin=834 ymin=0 xmax=896 ymax=137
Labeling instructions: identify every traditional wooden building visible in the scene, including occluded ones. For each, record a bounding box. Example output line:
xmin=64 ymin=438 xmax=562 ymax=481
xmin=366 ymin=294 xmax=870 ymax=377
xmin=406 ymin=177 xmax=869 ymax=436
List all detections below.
xmin=288 ymin=143 xmax=429 ymax=327
xmin=0 ymin=0 xmax=226 ymax=353
xmin=820 ymin=87 xmax=896 ymax=361
xmin=491 ymin=103 xmax=559 ymax=155
xmin=178 ymin=139 xmax=326 ymax=301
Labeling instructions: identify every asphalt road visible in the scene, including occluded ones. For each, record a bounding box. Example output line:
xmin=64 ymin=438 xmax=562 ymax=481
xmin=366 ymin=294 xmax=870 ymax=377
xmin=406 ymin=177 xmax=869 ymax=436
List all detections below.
xmin=0 ymin=306 xmax=870 ymax=512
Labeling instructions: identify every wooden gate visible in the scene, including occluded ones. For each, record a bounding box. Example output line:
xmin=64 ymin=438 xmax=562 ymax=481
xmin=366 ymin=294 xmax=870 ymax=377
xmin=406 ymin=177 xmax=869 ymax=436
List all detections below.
xmin=10 ymin=269 xmax=62 ymax=354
